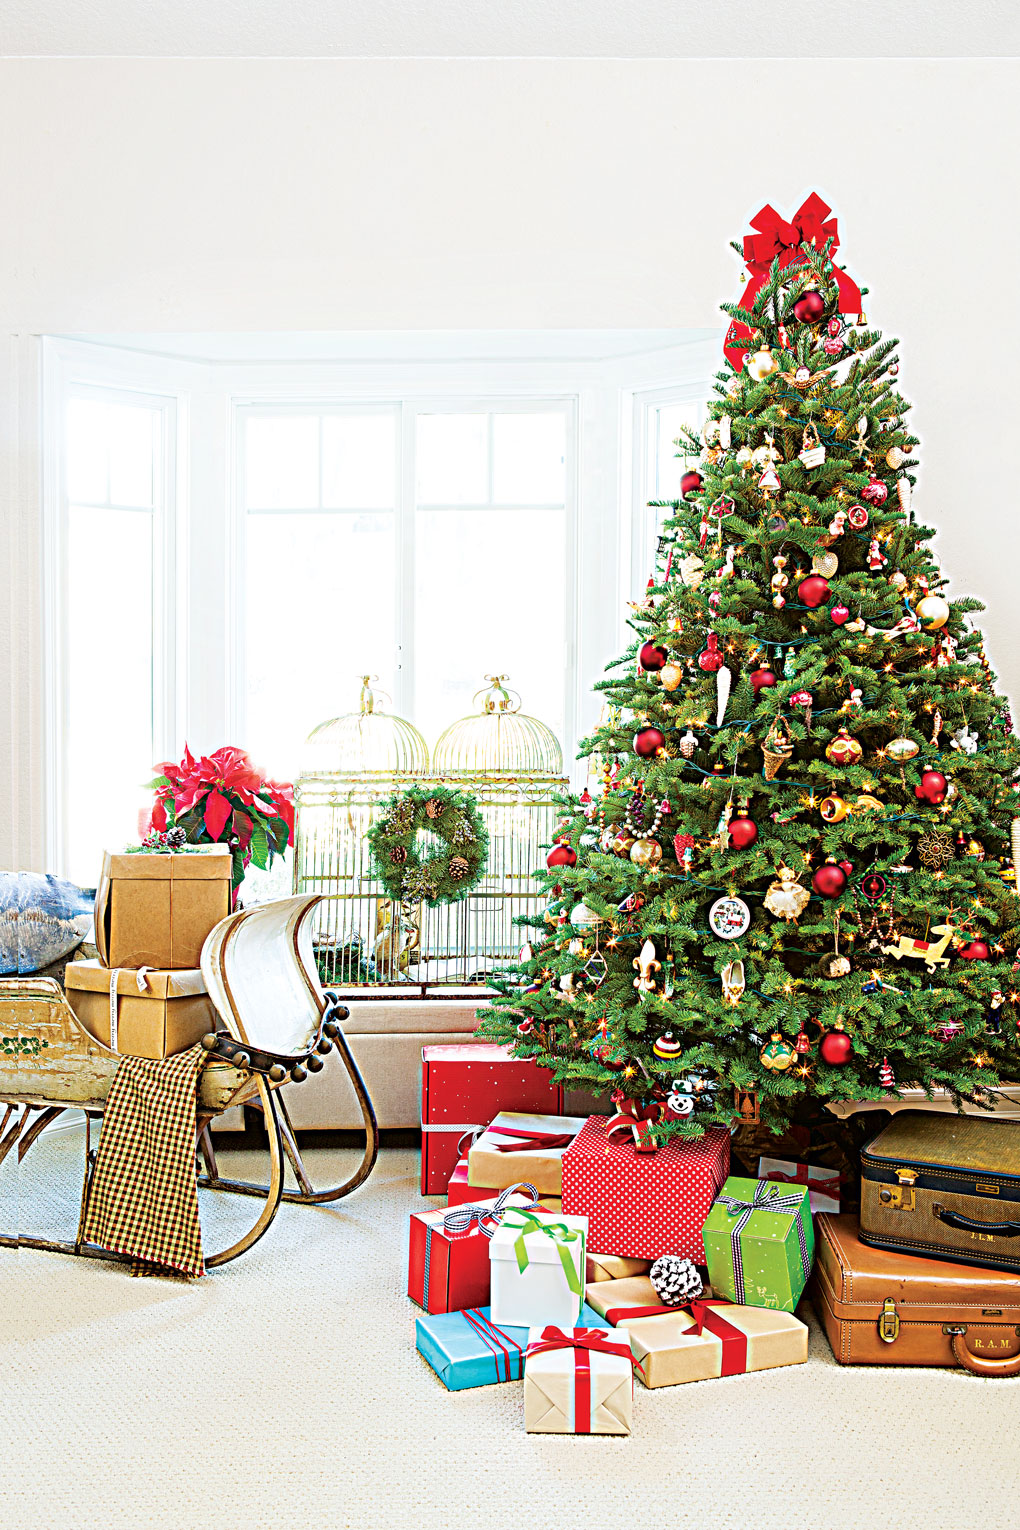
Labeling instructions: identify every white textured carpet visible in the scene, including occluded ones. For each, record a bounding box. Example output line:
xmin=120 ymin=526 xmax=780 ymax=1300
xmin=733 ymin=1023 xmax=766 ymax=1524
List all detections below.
xmin=3 ymin=1132 xmax=1019 ymax=1530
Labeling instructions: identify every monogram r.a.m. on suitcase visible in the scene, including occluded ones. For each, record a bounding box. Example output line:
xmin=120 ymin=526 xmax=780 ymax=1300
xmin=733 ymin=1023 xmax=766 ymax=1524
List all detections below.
xmin=811 ymin=1213 xmax=1020 ymax=1374
xmin=859 ymin=1112 xmax=1020 ymax=1274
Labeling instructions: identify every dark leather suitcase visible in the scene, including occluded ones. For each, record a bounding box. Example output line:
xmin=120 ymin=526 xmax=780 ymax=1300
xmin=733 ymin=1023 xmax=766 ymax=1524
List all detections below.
xmin=860 ymin=1112 xmax=1020 ymax=1274
xmin=810 ymin=1213 xmax=1020 ymax=1374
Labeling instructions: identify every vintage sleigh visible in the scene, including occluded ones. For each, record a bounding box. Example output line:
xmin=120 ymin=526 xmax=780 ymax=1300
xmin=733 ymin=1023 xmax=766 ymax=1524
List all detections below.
xmin=0 ymin=893 xmax=379 ymax=1267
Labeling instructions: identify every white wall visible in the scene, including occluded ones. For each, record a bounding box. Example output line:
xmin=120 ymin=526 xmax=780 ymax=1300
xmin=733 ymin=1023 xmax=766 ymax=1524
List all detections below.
xmin=2 ymin=57 xmax=1018 ymax=868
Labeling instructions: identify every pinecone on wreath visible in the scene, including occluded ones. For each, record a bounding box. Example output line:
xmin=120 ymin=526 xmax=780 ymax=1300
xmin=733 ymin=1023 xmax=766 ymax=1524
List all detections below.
xmin=448 ymin=855 xmax=470 ymax=881
xmin=390 ymin=846 xmax=408 ymax=866
xmin=649 ymin=1254 xmax=703 ymax=1306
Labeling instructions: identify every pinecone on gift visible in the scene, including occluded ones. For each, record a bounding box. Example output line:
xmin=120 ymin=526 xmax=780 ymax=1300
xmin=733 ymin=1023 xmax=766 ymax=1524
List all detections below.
xmin=650 ymin=1254 xmax=703 ymax=1306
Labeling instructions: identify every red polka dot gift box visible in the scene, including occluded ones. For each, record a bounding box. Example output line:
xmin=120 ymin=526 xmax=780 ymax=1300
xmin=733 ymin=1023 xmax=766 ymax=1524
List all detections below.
xmin=560 ymin=1116 xmax=730 ymax=1263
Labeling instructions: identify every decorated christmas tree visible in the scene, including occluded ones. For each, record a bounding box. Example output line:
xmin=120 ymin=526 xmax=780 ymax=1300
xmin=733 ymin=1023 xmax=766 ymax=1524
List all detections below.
xmin=479 ymin=193 xmax=1020 ymax=1138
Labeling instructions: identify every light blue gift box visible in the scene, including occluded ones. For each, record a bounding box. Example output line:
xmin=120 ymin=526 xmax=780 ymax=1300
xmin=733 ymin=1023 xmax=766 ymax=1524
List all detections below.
xmin=416 ymin=1303 xmax=610 ymax=1391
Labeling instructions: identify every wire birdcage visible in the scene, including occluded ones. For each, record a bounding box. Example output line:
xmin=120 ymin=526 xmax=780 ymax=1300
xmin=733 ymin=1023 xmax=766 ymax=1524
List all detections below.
xmin=294 ymin=675 xmax=568 ymax=988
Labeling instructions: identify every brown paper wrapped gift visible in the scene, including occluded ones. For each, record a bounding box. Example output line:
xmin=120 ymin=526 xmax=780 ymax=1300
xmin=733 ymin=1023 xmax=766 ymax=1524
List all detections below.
xmin=586 ymin=1276 xmax=808 ymax=1388
xmin=524 ymin=1327 xmax=634 ymax=1435
xmin=467 ymin=1111 xmax=587 ymax=1196
xmin=94 ymin=845 xmax=231 ymax=970
xmin=585 ymin=1252 xmax=653 ymax=1284
xmin=65 ymin=959 xmax=217 ymax=1060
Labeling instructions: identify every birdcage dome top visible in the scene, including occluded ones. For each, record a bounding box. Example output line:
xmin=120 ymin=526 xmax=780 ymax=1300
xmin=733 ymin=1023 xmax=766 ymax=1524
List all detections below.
xmin=301 ymin=678 xmax=429 ymax=776
xmin=432 ymin=677 xmax=564 ymax=777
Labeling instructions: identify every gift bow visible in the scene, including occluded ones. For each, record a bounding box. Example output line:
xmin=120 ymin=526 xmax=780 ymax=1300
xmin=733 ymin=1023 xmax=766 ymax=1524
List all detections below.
xmin=525 ymin=1326 xmax=640 ymax=1431
xmin=606 ymin=1096 xmax=663 ymax=1154
xmin=442 ymin=1182 xmax=539 ymax=1240
xmin=685 ymin=1298 xmax=748 ymax=1377
xmin=723 ymin=194 xmax=863 ymax=371
xmin=763 ymin=1166 xmax=842 ymax=1199
xmin=502 ymin=1209 xmax=584 ymax=1295
xmin=715 ymin=1180 xmax=811 ymax=1303
xmin=489 ymin=1127 xmax=578 ymax=1154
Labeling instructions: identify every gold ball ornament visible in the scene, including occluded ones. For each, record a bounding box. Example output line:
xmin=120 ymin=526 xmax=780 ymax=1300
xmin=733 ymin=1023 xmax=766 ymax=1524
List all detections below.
xmin=886 ymin=736 xmax=920 ymax=762
xmin=825 ymin=728 xmax=864 ymax=767
xmin=660 ymin=662 xmax=684 ymax=692
xmin=630 ymin=837 xmax=663 ymax=869
xmin=966 ymin=838 xmax=986 ymax=862
xmin=819 ymin=793 xmax=850 ymax=824
xmin=735 ymin=446 xmax=754 ymax=468
xmin=613 ymin=832 xmax=637 ymax=858
xmin=888 ymin=570 xmax=908 ymax=592
xmin=747 ymin=345 xmax=780 ymax=382
xmin=916 ymin=594 xmax=950 ymax=630
xmin=760 ymin=1033 xmax=797 ymax=1072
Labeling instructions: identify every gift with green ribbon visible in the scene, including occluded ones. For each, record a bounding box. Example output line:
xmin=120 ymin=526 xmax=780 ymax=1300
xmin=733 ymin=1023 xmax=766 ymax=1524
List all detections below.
xmin=489 ymin=1206 xmax=588 ymax=1329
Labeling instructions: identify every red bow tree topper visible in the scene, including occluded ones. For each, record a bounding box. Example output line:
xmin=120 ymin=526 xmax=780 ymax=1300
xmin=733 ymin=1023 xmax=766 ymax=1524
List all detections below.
xmin=149 ymin=744 xmax=294 ymax=891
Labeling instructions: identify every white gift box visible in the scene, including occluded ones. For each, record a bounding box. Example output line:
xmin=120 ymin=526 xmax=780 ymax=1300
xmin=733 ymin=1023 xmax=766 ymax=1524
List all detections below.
xmin=489 ymin=1207 xmax=588 ymax=1329
xmin=757 ymin=1156 xmax=841 ymax=1215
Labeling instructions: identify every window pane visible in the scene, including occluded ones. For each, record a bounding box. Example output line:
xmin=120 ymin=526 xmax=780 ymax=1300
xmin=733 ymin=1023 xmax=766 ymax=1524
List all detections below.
xmin=416 ymin=413 xmax=488 ymax=504
xmin=492 ymin=412 xmax=566 ymax=504
xmin=108 ymin=403 xmax=156 ymax=507
xmin=245 ymin=415 xmax=320 ymax=509
xmin=322 ymin=414 xmax=396 ymax=509
xmin=652 ymin=401 xmax=699 ymax=501
xmin=66 ymin=507 xmax=153 ymax=883
xmin=245 ymin=512 xmax=396 ymax=778
xmin=414 ymin=508 xmax=566 ymax=747
xmin=66 ymin=398 xmax=109 ymax=503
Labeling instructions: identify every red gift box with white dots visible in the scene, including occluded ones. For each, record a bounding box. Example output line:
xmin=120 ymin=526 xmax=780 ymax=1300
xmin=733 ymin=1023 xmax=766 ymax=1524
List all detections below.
xmin=560 ymin=1116 xmax=730 ymax=1262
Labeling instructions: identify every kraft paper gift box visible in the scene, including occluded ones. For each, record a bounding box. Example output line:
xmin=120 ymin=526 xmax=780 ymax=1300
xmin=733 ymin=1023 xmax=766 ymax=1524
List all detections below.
xmin=584 ymin=1275 xmax=682 ymax=1326
xmin=94 ymin=844 xmax=232 ymax=971
xmin=64 ymin=959 xmax=216 ymax=1060
xmin=524 ymin=1327 xmax=635 ymax=1435
xmin=621 ymin=1298 xmax=808 ymax=1389
xmin=758 ymin=1156 xmax=842 ymax=1215
xmin=489 ymin=1207 xmax=588 ymax=1329
xmin=467 ymin=1111 xmax=587 ymax=1196
xmin=408 ymin=1188 xmax=547 ymax=1314
xmin=416 ymin=1303 xmax=610 ymax=1392
xmin=448 ymin=1154 xmax=562 ymax=1213
xmin=560 ymin=1114 xmax=730 ymax=1262
xmin=703 ymin=1176 xmax=815 ymax=1312
xmin=420 ymin=1044 xmax=564 ymax=1195
xmin=586 ymin=1252 xmax=653 ymax=1283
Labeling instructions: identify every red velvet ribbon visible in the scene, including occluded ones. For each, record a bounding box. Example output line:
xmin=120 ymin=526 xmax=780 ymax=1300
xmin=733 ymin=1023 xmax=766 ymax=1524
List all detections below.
xmin=763 ymin=1167 xmax=842 ymax=1199
xmin=525 ymin=1326 xmax=638 ymax=1432
xmin=723 ymin=194 xmax=864 ymax=371
xmin=686 ymin=1299 xmax=748 ymax=1377
xmin=490 ymin=1128 xmax=577 ymax=1153
xmin=606 ymin=1096 xmax=663 ymax=1155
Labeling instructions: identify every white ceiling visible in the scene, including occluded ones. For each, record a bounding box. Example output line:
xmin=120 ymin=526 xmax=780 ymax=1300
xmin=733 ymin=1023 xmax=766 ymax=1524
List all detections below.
xmin=2 ymin=0 xmax=1015 ymax=57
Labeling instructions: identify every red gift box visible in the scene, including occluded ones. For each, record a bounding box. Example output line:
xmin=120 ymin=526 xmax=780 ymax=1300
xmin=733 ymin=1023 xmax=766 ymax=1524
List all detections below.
xmin=560 ymin=1116 xmax=730 ymax=1262
xmin=407 ymin=1189 xmax=547 ymax=1313
xmin=420 ymin=1043 xmax=564 ymax=1195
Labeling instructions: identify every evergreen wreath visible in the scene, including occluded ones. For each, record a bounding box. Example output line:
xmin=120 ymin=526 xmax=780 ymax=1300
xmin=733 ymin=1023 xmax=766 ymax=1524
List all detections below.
xmin=367 ymin=785 xmax=488 ymax=905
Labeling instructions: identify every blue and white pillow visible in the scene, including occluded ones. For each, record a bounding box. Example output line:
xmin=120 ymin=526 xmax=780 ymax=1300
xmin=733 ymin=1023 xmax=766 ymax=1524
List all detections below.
xmin=0 ymin=873 xmax=95 ymax=975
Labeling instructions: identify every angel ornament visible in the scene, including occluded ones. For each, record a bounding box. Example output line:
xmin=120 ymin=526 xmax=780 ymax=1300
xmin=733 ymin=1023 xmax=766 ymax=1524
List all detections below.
xmin=764 ymin=865 xmax=811 ymax=923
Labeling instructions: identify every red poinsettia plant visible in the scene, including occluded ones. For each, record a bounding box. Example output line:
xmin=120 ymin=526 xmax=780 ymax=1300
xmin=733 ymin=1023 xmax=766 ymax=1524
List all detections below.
xmin=148 ymin=745 xmax=294 ymax=893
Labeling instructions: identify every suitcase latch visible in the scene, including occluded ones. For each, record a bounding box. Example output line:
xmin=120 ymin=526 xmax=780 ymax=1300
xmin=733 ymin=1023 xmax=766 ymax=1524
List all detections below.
xmin=879 ymin=1297 xmax=900 ymax=1343
xmin=879 ymin=1167 xmax=917 ymax=1211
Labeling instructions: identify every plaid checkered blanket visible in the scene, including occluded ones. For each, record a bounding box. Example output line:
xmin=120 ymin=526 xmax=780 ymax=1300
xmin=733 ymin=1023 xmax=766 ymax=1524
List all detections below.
xmin=78 ymin=1043 xmax=208 ymax=1278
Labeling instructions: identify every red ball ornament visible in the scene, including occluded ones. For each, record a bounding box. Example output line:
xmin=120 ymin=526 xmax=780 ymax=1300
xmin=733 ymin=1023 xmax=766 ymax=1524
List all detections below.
xmin=750 ymin=668 xmax=778 ymax=697
xmin=639 ymin=641 xmax=668 ymax=671
xmin=546 ymin=842 xmax=577 ymax=870
xmin=698 ymin=633 xmax=724 ymax=673
xmin=793 ymin=289 xmax=825 ymax=324
xmin=634 ymin=727 xmax=665 ymax=758
xmin=830 ymin=602 xmax=850 ymax=626
xmin=812 ymin=861 xmax=848 ymax=898
xmin=798 ymin=574 xmax=830 ymax=609
xmin=861 ymin=476 xmax=888 ymax=505
xmin=915 ymin=770 xmax=948 ymax=805
xmin=727 ymin=812 xmax=759 ymax=850
xmin=681 ymin=470 xmax=704 ymax=499
xmin=959 ymin=940 xmax=991 ymax=962
xmin=837 ymin=860 xmax=854 ymax=879
xmin=819 ymin=1025 xmax=853 ymax=1066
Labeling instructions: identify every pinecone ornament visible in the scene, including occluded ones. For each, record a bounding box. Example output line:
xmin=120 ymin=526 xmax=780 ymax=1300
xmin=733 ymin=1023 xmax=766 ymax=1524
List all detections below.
xmin=649 ymin=1254 xmax=703 ymax=1306
xmin=165 ymin=826 xmax=188 ymax=850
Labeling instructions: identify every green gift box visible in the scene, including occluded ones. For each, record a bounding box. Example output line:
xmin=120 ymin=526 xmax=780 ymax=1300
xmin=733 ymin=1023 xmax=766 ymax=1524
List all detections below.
xmin=702 ymin=1176 xmax=814 ymax=1312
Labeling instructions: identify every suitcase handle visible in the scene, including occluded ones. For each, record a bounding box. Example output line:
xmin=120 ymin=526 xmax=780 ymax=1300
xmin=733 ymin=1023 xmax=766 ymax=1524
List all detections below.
xmin=949 ymin=1330 xmax=1020 ymax=1378
xmin=933 ymin=1203 xmax=1020 ymax=1238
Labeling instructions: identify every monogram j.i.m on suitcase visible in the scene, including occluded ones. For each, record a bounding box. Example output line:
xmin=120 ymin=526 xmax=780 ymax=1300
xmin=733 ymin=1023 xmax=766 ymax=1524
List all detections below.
xmin=811 ymin=1213 xmax=1020 ymax=1375
xmin=859 ymin=1112 xmax=1020 ymax=1275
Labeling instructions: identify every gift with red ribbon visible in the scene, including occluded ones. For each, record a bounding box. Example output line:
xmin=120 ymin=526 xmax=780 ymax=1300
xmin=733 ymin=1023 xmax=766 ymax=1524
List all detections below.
xmin=524 ymin=1326 xmax=637 ymax=1433
xmin=407 ymin=1183 xmax=541 ymax=1314
xmin=758 ymin=1156 xmax=842 ymax=1215
xmin=605 ymin=1093 xmax=663 ymax=1154
xmin=466 ymin=1110 xmax=588 ymax=1195
xmin=723 ymin=194 xmax=864 ymax=371
xmin=447 ymin=1152 xmax=563 ymax=1212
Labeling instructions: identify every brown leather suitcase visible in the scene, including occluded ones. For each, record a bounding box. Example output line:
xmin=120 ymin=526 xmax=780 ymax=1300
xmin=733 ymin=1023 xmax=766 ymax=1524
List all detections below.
xmin=859 ymin=1112 xmax=1020 ymax=1274
xmin=811 ymin=1213 xmax=1020 ymax=1375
